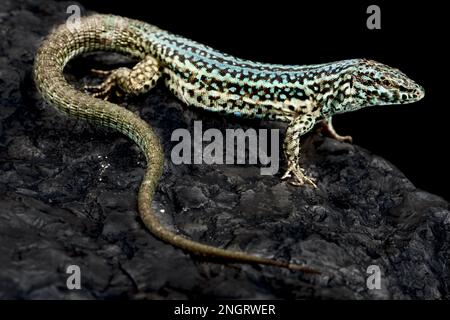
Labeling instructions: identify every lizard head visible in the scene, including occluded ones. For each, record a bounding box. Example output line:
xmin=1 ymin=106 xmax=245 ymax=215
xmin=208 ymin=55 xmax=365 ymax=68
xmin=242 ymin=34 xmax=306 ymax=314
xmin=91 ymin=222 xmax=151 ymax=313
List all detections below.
xmin=349 ymin=59 xmax=424 ymax=110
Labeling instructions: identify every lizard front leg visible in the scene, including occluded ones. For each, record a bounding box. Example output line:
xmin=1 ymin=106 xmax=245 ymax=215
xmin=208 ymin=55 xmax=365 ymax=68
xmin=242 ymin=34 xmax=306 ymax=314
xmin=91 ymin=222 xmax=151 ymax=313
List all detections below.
xmin=319 ymin=117 xmax=353 ymax=143
xmin=282 ymin=114 xmax=317 ymax=187
xmin=85 ymin=55 xmax=161 ymax=99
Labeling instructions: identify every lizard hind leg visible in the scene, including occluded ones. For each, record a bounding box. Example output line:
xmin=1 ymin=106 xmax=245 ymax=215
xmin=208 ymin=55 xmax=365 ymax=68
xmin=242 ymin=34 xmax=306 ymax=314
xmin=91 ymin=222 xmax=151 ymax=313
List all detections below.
xmin=84 ymin=55 xmax=161 ymax=99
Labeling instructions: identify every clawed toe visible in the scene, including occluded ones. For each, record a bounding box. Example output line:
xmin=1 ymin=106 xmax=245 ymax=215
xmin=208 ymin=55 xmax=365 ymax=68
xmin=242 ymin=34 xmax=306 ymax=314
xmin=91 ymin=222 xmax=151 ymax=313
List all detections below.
xmin=90 ymin=68 xmax=112 ymax=76
xmin=83 ymin=82 xmax=113 ymax=99
xmin=282 ymin=162 xmax=317 ymax=188
xmin=281 ymin=171 xmax=292 ymax=180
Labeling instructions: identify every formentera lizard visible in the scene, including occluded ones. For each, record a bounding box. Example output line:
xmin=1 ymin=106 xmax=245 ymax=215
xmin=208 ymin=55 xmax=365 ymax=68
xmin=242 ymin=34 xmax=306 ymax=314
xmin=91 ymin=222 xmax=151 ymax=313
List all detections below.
xmin=34 ymin=14 xmax=425 ymax=273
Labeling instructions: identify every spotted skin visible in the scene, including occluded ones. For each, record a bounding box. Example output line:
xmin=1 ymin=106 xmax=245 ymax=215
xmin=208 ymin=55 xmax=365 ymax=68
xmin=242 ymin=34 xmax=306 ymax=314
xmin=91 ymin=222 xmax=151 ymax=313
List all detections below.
xmin=33 ymin=14 xmax=424 ymax=273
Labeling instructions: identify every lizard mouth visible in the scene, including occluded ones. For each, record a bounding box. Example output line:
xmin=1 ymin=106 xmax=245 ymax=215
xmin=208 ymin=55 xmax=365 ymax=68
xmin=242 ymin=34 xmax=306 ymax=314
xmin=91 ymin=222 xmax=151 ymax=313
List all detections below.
xmin=395 ymin=82 xmax=425 ymax=104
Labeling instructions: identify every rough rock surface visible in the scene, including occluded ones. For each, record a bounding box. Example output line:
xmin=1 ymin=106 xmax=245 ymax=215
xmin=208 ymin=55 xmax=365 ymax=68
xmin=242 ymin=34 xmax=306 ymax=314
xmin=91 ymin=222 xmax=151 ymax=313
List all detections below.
xmin=0 ymin=0 xmax=449 ymax=299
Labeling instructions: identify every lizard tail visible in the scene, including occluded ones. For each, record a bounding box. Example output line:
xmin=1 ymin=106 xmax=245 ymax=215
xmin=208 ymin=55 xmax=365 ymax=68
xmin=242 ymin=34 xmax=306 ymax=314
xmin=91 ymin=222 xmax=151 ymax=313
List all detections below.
xmin=34 ymin=14 xmax=319 ymax=274
xmin=138 ymin=179 xmax=319 ymax=274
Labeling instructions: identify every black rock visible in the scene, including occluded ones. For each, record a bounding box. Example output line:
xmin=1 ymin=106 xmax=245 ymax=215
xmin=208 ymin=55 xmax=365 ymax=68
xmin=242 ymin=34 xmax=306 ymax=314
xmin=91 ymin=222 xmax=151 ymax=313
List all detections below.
xmin=0 ymin=0 xmax=448 ymax=299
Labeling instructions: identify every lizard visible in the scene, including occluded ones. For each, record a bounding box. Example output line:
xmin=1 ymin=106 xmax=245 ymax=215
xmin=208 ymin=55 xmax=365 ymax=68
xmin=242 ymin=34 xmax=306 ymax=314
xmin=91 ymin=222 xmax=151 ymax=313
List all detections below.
xmin=33 ymin=14 xmax=425 ymax=274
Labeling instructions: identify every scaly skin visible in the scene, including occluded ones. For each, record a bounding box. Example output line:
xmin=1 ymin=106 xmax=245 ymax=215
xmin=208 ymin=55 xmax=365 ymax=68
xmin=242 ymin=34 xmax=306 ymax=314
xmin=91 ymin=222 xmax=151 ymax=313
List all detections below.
xmin=33 ymin=14 xmax=425 ymax=273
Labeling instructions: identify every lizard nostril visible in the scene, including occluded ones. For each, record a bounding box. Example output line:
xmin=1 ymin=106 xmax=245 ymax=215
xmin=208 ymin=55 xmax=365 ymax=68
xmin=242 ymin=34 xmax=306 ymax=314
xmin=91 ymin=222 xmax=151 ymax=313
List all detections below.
xmin=415 ymin=85 xmax=425 ymax=99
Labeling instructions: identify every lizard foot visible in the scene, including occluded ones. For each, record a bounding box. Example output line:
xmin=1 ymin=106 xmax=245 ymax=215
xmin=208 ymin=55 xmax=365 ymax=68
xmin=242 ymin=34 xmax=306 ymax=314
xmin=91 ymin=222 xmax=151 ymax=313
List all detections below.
xmin=329 ymin=133 xmax=353 ymax=143
xmin=281 ymin=162 xmax=317 ymax=188
xmin=319 ymin=119 xmax=353 ymax=143
xmin=83 ymin=68 xmax=128 ymax=100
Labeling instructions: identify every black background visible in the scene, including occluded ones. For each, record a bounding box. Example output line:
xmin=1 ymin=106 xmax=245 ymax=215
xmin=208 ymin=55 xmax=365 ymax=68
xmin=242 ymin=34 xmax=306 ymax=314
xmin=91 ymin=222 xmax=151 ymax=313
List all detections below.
xmin=69 ymin=0 xmax=448 ymax=200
